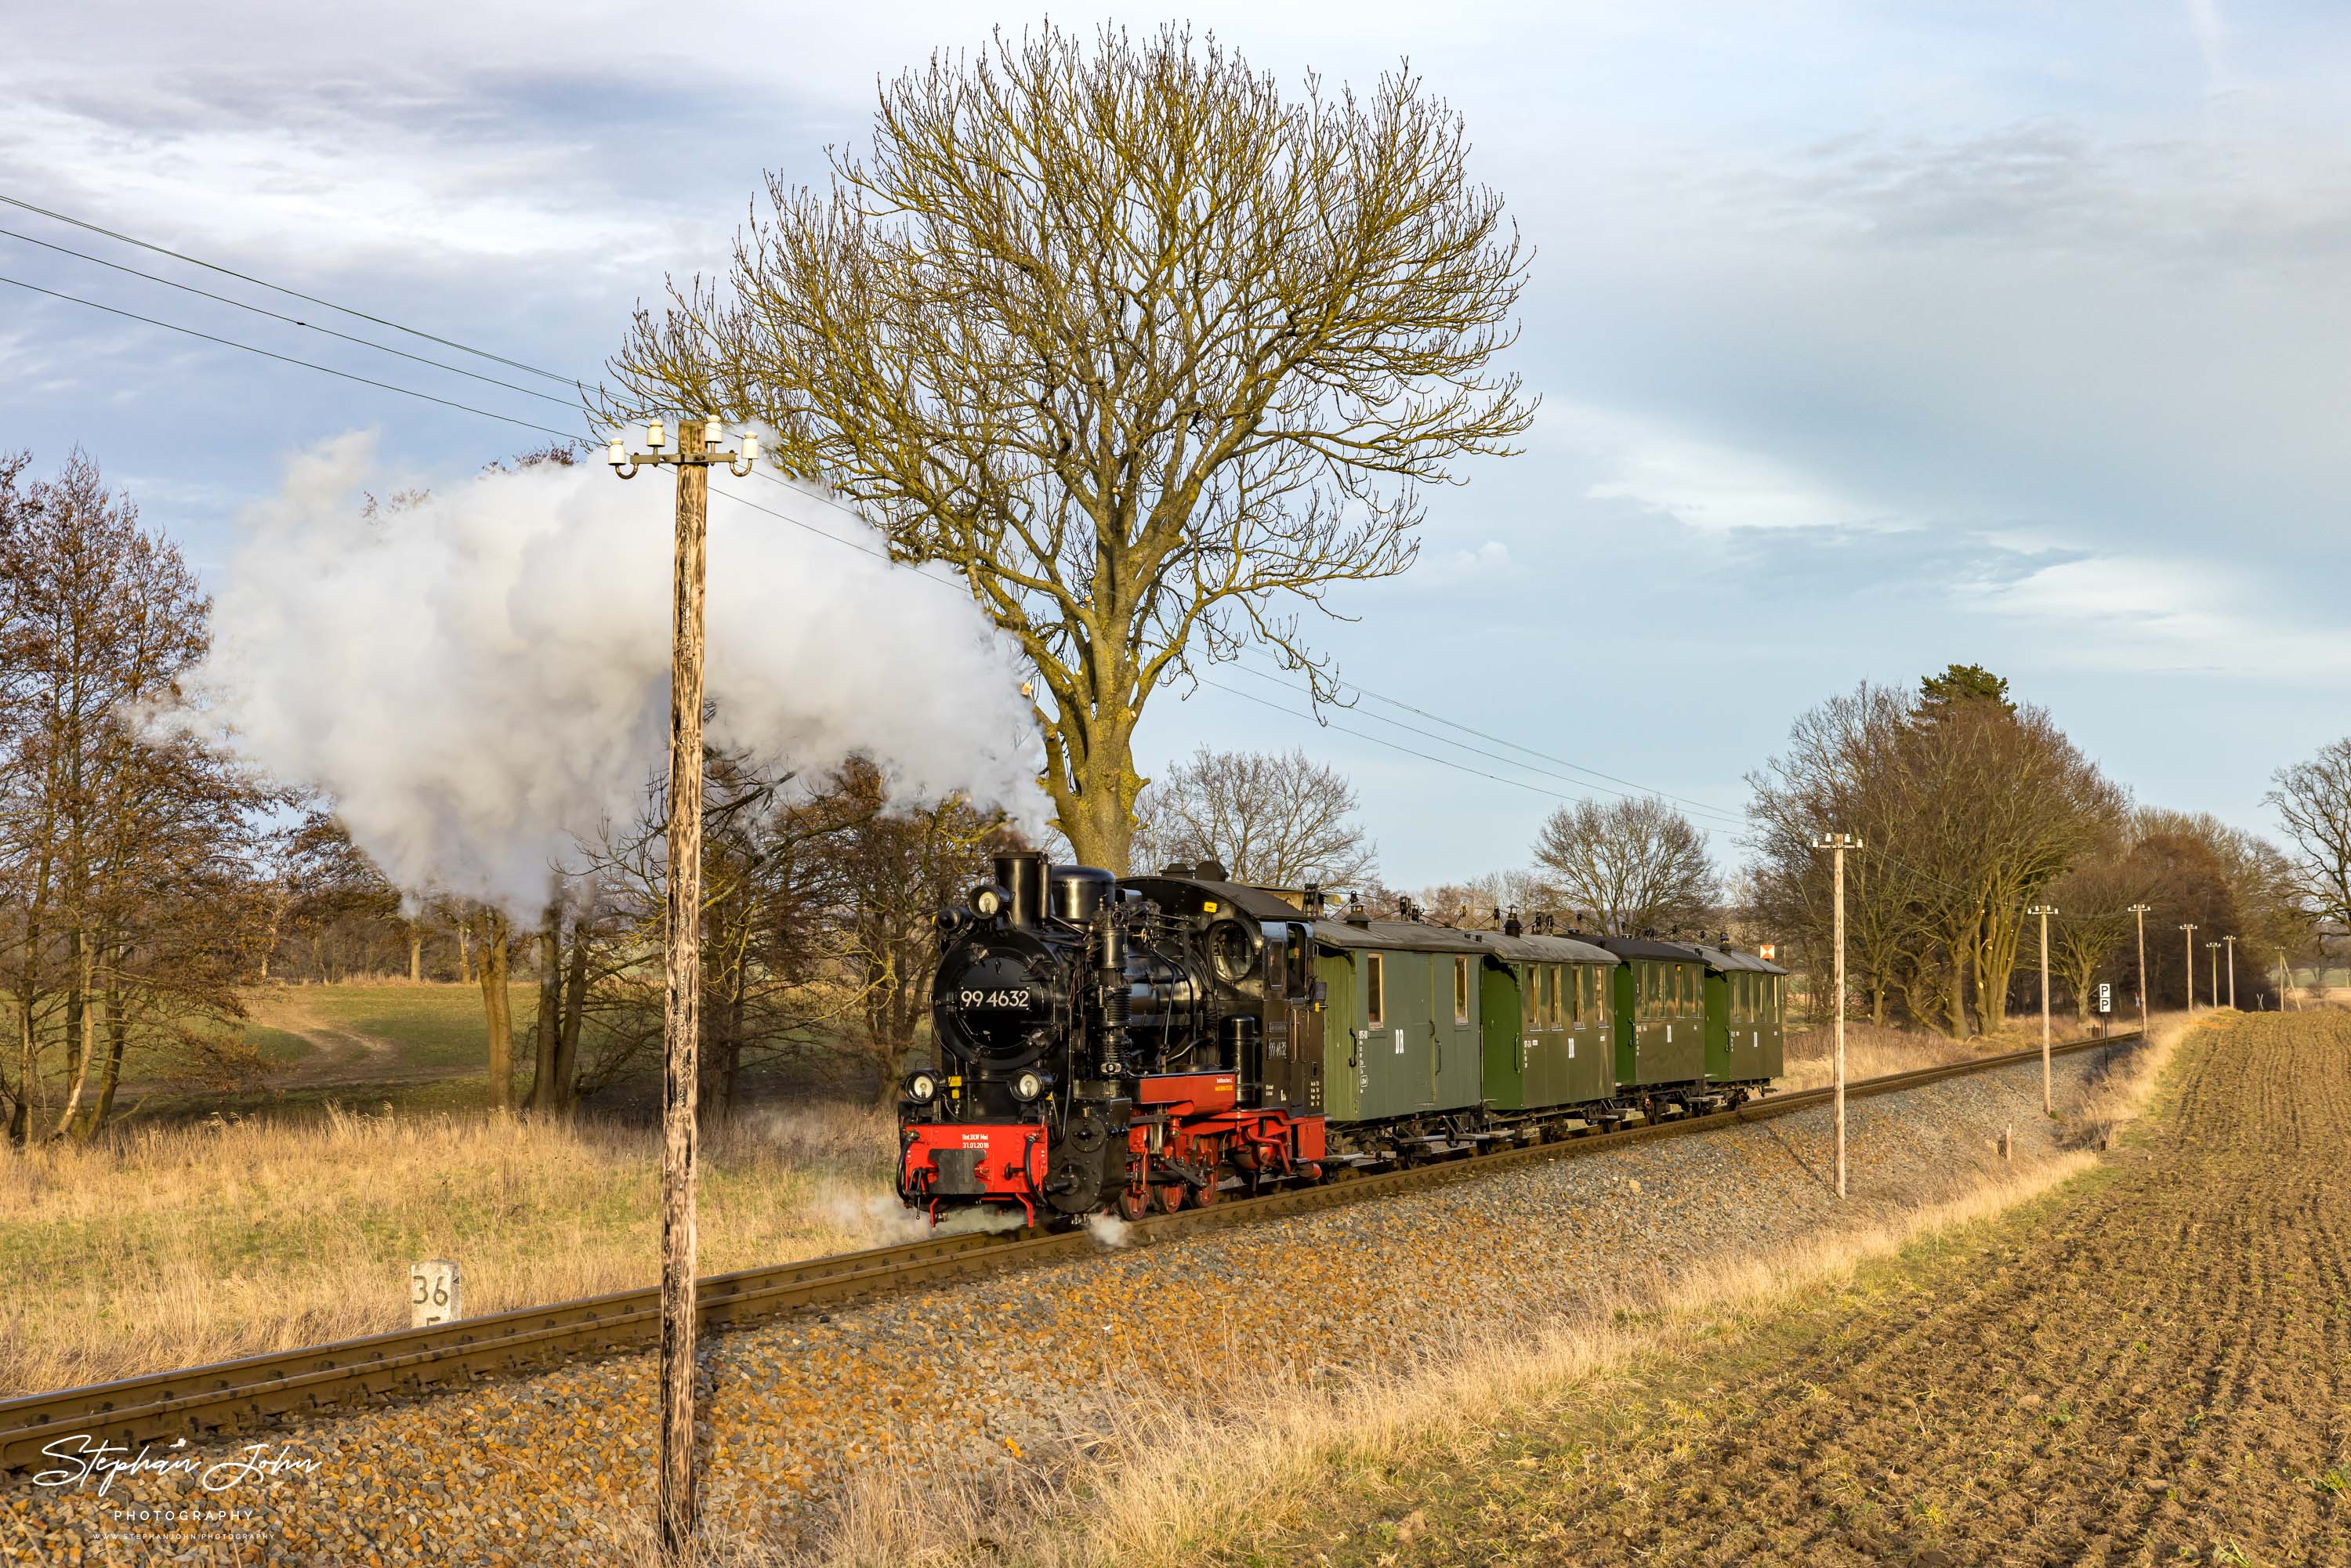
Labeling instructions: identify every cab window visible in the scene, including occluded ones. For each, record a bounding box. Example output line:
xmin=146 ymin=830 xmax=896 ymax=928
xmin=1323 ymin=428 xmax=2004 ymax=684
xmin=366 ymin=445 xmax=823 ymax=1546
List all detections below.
xmin=1366 ymin=954 xmax=1385 ymax=1027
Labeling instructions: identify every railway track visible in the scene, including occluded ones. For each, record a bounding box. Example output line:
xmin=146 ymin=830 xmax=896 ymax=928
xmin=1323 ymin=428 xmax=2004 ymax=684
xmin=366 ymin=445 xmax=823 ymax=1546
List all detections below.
xmin=0 ymin=1030 xmax=2139 ymax=1476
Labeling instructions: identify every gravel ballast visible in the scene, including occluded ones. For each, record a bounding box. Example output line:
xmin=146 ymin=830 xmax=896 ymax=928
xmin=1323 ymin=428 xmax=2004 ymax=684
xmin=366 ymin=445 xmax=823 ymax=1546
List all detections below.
xmin=3 ymin=1044 xmax=2135 ymax=1565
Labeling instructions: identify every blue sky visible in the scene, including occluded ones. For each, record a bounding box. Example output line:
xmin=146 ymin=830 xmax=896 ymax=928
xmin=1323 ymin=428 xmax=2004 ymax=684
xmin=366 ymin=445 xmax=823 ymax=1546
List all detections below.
xmin=5 ymin=2 xmax=2347 ymax=886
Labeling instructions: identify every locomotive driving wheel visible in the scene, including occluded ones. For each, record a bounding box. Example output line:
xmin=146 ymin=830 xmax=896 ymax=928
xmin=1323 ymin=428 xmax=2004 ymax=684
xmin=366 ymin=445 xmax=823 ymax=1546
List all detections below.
xmin=1115 ymin=1186 xmax=1149 ymax=1223
xmin=1154 ymin=1181 xmax=1188 ymax=1215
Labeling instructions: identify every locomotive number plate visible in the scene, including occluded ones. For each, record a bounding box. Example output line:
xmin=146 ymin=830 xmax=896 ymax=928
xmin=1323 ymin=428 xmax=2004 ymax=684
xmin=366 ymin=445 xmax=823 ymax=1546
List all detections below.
xmin=957 ymin=989 xmax=1034 ymax=1009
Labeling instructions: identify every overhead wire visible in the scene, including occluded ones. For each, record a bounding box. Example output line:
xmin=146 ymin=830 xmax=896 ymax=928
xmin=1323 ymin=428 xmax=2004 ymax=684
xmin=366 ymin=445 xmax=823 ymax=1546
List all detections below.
xmin=0 ymin=225 xmax=588 ymax=411
xmin=0 ymin=192 xmax=585 ymax=389
xmin=1223 ymin=660 xmax=1748 ymax=826
xmin=0 ymin=275 xmax=589 ymax=445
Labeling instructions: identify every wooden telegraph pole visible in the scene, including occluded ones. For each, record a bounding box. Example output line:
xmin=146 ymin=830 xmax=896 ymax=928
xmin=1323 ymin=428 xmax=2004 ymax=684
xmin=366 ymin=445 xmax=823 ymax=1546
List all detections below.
xmin=2223 ymin=935 xmax=2236 ymax=1009
xmin=1811 ymin=833 xmax=1860 ymax=1199
xmin=2128 ymin=904 xmax=2151 ymax=1038
xmin=609 ymin=415 xmax=755 ymax=1559
xmin=2027 ymin=904 xmax=2056 ymax=1115
xmin=2207 ymin=942 xmax=2221 ymax=1015
xmin=2179 ymin=923 xmax=2197 ymax=1012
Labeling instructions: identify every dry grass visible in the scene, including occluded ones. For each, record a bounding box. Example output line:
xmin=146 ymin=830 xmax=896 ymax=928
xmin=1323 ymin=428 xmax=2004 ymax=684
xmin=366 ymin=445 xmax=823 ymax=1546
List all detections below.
xmin=746 ymin=1012 xmax=2198 ymax=1568
xmin=1778 ymin=1009 xmax=2178 ymax=1092
xmin=0 ymin=1100 xmax=906 ymax=1398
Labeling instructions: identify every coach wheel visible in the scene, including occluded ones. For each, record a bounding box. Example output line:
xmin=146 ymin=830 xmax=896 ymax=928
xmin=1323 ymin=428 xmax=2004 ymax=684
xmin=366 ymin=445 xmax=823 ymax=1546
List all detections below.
xmin=1115 ymin=1186 xmax=1149 ymax=1223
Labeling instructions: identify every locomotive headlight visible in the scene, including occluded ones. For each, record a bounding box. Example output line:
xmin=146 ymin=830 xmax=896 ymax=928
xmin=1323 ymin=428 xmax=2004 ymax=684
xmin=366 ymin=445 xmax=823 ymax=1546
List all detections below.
xmin=904 ymin=1071 xmax=939 ymax=1105
xmin=1012 ymin=1070 xmax=1045 ymax=1102
xmin=969 ymin=884 xmax=1005 ymax=918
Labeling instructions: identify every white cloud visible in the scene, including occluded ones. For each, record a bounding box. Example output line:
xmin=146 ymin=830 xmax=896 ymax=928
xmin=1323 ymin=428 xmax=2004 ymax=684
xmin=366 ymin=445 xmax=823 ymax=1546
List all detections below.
xmin=1555 ymin=404 xmax=1904 ymax=535
xmin=1962 ymin=552 xmax=2351 ymax=682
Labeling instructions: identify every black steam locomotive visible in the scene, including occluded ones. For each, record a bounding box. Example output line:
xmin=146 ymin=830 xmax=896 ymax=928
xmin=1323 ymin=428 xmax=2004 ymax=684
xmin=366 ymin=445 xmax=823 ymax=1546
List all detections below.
xmin=897 ymin=851 xmax=1328 ymax=1225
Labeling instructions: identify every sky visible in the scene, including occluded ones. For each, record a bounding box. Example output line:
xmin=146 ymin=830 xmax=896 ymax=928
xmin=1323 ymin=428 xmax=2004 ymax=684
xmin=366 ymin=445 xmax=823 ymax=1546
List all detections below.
xmin=3 ymin=2 xmax=2347 ymax=888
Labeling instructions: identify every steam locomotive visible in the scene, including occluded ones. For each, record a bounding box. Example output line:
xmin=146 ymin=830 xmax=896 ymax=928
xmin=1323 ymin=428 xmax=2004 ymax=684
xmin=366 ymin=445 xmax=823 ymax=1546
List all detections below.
xmin=896 ymin=851 xmax=1787 ymax=1226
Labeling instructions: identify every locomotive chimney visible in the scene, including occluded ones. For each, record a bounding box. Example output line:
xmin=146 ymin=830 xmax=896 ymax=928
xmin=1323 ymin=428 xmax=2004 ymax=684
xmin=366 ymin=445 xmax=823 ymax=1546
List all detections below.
xmin=994 ymin=851 xmax=1047 ymax=929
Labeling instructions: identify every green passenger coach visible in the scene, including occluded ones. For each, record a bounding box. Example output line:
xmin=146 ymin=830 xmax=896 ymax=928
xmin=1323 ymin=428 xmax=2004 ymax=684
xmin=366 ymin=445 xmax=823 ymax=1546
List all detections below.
xmin=1312 ymin=916 xmax=1616 ymax=1160
xmin=1697 ymin=941 xmax=1788 ymax=1089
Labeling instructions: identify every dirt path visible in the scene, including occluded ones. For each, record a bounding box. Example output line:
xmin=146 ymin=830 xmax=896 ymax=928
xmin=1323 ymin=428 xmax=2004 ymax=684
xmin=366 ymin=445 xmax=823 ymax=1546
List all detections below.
xmin=243 ymin=994 xmax=473 ymax=1092
xmin=1287 ymin=1012 xmax=2351 ymax=1567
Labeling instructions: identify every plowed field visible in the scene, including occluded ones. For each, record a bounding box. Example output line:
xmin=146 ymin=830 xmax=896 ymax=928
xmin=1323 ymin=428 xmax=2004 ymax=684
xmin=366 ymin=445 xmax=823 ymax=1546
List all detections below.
xmin=1256 ymin=1012 xmax=2351 ymax=1567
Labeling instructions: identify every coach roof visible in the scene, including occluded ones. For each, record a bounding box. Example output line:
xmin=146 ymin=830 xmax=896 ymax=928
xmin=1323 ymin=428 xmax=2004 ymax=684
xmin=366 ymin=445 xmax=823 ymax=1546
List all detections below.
xmin=1313 ymin=920 xmax=1616 ymax=966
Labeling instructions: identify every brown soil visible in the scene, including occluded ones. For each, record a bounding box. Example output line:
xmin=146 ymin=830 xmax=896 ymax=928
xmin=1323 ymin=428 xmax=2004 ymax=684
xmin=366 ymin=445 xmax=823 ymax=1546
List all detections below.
xmin=1247 ymin=1012 xmax=2351 ymax=1567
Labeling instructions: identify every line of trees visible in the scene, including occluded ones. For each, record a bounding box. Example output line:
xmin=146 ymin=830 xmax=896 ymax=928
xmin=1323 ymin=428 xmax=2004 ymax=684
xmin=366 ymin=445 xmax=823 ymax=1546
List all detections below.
xmin=1748 ymin=665 xmax=2315 ymax=1030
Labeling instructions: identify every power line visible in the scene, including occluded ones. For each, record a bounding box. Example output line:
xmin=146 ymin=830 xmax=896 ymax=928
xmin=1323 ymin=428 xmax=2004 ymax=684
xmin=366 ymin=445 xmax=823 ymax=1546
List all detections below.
xmin=1226 ymin=660 xmax=1748 ymax=827
xmin=0 ymin=225 xmax=590 ymax=411
xmin=0 ymin=191 xmax=585 ymax=390
xmin=0 ymin=274 xmax=589 ymax=445
xmin=1204 ymin=679 xmax=1646 ymax=810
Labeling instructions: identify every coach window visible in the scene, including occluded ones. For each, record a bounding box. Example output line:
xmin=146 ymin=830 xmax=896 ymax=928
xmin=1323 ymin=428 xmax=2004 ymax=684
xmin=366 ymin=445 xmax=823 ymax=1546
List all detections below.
xmin=1366 ymin=954 xmax=1385 ymax=1028
xmin=1522 ymin=965 xmax=1537 ymax=1028
xmin=1454 ymin=956 xmax=1472 ymax=1024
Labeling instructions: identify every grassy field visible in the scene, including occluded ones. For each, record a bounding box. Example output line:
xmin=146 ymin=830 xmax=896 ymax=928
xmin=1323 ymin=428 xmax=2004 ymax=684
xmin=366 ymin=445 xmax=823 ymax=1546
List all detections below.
xmin=1777 ymin=1009 xmax=2180 ymax=1092
xmin=0 ymin=1099 xmax=907 ymax=1397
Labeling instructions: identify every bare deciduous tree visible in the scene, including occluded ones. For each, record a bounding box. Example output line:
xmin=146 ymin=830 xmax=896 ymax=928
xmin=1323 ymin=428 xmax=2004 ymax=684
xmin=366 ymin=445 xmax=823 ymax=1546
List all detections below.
xmin=2267 ymin=737 xmax=2351 ymax=930
xmin=1133 ymin=745 xmax=1377 ymax=889
xmin=607 ymin=23 xmax=1534 ymax=871
xmin=0 ymin=448 xmax=280 ymax=1143
xmin=1532 ymin=798 xmax=1717 ymax=937
xmin=833 ymin=761 xmax=1009 ymax=1105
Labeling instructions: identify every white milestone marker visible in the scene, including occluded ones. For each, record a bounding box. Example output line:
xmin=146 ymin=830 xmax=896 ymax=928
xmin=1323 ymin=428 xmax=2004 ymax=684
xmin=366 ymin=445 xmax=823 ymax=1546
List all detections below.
xmin=411 ymin=1258 xmax=462 ymax=1328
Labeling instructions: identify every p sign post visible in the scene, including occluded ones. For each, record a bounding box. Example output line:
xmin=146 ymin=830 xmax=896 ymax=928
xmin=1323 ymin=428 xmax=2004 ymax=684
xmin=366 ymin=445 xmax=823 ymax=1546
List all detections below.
xmin=2097 ymin=981 xmax=2113 ymax=1037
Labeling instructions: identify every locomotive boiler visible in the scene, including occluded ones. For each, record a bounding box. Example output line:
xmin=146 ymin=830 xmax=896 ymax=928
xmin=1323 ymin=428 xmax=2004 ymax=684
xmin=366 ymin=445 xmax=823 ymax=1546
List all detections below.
xmin=896 ymin=852 xmax=1328 ymax=1225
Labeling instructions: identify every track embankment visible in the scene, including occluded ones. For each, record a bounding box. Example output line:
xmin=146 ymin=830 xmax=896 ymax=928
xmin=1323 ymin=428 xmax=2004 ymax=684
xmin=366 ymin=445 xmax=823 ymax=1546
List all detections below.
xmin=3 ymin=1037 xmax=2139 ymax=1566
xmin=1234 ymin=1011 xmax=2351 ymax=1567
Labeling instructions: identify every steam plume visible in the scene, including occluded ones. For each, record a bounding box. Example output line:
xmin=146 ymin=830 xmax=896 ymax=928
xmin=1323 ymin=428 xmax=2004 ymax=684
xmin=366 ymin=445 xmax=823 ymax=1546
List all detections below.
xmin=182 ymin=431 xmax=1041 ymax=908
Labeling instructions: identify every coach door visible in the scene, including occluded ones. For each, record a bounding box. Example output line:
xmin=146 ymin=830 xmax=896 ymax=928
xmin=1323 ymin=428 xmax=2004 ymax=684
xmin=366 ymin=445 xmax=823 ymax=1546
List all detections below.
xmin=1281 ymin=922 xmax=1324 ymax=1112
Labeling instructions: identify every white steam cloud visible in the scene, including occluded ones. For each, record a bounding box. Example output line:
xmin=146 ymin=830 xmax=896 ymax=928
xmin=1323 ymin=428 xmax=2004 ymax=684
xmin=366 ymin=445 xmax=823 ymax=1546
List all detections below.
xmin=183 ymin=432 xmax=1042 ymax=907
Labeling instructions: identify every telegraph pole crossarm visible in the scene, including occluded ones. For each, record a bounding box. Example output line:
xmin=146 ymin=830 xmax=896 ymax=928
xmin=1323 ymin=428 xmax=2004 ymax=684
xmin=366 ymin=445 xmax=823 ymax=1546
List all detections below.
xmin=2027 ymin=904 xmax=2057 ymax=1115
xmin=606 ymin=415 xmax=757 ymax=1562
xmin=1811 ymin=833 xmax=1862 ymax=1199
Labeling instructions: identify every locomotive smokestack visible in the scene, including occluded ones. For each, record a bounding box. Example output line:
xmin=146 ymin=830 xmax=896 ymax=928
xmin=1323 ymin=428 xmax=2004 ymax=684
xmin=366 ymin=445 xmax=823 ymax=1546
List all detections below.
xmin=1096 ymin=904 xmax=1131 ymax=1077
xmin=994 ymin=851 xmax=1046 ymax=929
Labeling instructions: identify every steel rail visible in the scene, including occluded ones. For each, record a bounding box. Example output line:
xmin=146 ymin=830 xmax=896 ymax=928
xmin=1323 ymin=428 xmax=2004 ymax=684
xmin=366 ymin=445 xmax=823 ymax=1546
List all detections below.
xmin=0 ymin=1030 xmax=2140 ymax=1474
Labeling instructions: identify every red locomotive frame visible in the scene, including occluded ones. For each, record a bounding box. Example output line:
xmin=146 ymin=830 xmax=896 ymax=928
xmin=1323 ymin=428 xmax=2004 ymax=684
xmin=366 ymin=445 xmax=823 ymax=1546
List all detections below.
xmin=899 ymin=1073 xmax=1326 ymax=1227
